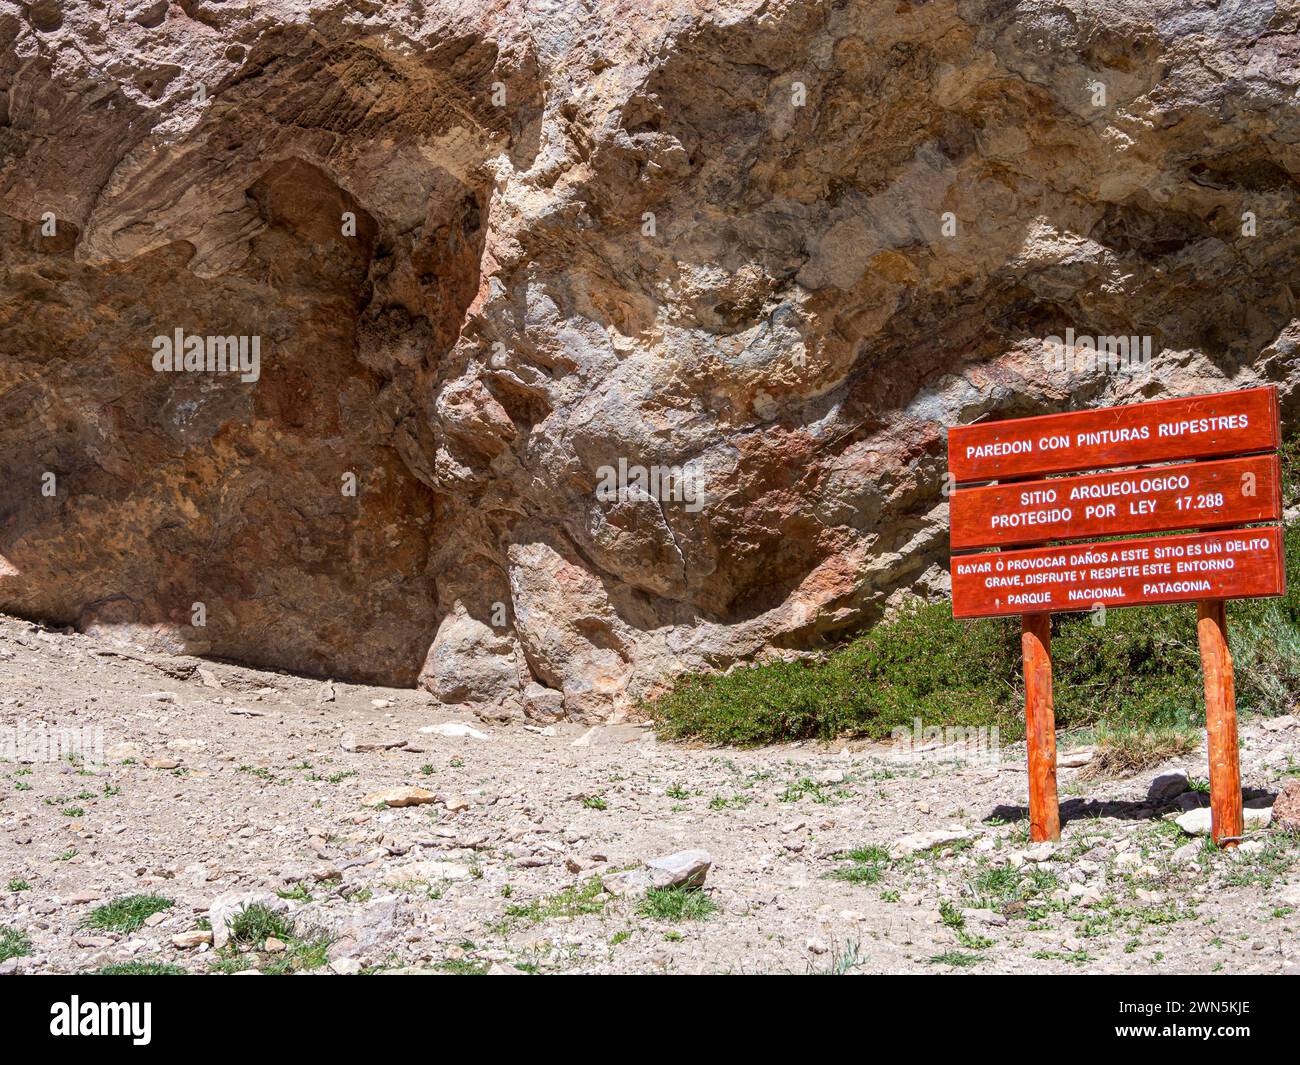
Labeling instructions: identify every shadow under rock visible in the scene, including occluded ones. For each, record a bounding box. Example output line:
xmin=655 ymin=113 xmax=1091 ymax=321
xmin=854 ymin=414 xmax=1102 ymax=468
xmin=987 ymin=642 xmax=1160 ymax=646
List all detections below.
xmin=987 ymin=773 xmax=1276 ymax=828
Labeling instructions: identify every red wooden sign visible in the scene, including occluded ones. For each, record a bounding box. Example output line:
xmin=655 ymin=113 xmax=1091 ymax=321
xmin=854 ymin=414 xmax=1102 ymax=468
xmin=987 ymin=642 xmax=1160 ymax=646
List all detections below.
xmin=947 ymin=384 xmax=1284 ymax=849
xmin=951 ymin=526 xmax=1285 ymax=619
xmin=948 ymin=386 xmax=1278 ymax=483
xmin=950 ymin=453 xmax=1281 ymax=549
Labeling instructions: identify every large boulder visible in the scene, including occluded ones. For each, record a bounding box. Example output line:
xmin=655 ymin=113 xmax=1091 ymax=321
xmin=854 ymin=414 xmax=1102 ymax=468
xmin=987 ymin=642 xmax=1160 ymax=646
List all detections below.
xmin=3 ymin=2 xmax=1298 ymax=712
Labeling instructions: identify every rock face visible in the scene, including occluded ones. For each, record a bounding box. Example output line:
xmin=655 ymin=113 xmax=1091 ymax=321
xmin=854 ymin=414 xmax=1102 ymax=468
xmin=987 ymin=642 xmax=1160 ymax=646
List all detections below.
xmin=2 ymin=1 xmax=1299 ymax=715
xmin=1273 ymin=778 xmax=1300 ymax=832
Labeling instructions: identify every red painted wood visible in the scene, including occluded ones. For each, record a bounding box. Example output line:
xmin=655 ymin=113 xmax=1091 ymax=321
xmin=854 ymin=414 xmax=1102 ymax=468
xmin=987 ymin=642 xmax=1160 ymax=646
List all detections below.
xmin=950 ymin=453 xmax=1281 ymax=550
xmin=1021 ymin=614 xmax=1060 ymax=843
xmin=1197 ymin=600 xmax=1244 ymax=848
xmin=951 ymin=526 xmax=1285 ymax=619
xmin=948 ymin=386 xmax=1279 ymax=483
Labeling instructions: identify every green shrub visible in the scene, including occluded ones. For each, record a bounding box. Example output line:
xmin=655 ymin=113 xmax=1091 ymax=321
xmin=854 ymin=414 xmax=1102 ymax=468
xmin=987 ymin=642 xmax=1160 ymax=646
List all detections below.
xmin=650 ymin=453 xmax=1300 ymax=747
xmin=652 ymin=602 xmax=1021 ymax=745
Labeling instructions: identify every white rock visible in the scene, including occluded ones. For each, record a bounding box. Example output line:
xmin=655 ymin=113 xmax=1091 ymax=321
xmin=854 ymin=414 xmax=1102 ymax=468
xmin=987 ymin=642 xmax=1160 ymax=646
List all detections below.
xmin=106 ymin=742 xmax=142 ymax=762
xmin=361 ymin=786 xmax=437 ymax=808
xmin=419 ymin=722 xmax=489 ymax=740
xmin=385 ymin=861 xmax=471 ymax=884
xmin=602 ymin=849 xmax=713 ymax=896
xmin=890 ymin=828 xmax=975 ymax=858
xmin=646 ymin=849 xmax=712 ymax=889
xmin=1275 ymin=884 xmax=1300 ymax=907
xmin=569 ymin=725 xmax=645 ymax=747
xmin=1174 ymin=805 xmax=1272 ymax=836
xmin=602 ymin=869 xmax=652 ymax=896
xmin=172 ymin=931 xmax=213 ymax=949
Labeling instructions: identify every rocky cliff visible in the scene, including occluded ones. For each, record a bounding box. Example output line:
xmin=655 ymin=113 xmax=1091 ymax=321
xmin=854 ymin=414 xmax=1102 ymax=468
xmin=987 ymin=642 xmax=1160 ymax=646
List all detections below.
xmin=2 ymin=0 xmax=1299 ymax=718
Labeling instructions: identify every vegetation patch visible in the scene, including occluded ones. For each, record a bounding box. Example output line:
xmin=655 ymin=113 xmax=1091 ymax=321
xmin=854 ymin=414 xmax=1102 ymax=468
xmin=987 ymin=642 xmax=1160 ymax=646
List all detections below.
xmin=649 ymin=441 xmax=1300 ymax=747
xmin=92 ymin=961 xmax=188 ymax=975
xmin=503 ymin=878 xmax=608 ymax=926
xmin=637 ymin=886 xmax=718 ymax=922
xmin=651 ymin=536 xmax=1300 ymax=749
xmin=83 ymin=895 xmax=173 ymax=934
xmin=0 ymin=925 xmax=31 ymax=962
xmin=224 ymin=903 xmax=295 ymax=951
xmin=827 ymin=845 xmax=891 ymax=885
xmin=1078 ymin=725 xmax=1199 ymax=781
xmin=928 ymin=950 xmax=981 ymax=967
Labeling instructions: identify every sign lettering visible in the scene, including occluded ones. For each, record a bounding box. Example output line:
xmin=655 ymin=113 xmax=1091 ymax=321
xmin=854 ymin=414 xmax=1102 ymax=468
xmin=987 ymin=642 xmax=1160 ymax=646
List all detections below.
xmin=948 ymin=386 xmax=1278 ymax=483
xmin=950 ymin=454 xmax=1281 ymax=549
xmin=951 ymin=527 xmax=1285 ymax=619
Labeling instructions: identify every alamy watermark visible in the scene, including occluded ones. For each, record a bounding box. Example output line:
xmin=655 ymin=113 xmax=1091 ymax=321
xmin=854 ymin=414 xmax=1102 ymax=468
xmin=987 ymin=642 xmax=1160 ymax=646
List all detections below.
xmin=889 ymin=718 xmax=1001 ymax=765
xmin=1 ymin=719 xmax=104 ymax=767
xmin=1044 ymin=328 xmax=1152 ymax=375
xmin=50 ymin=996 xmax=151 ymax=1045
xmin=595 ymin=457 xmax=705 ymax=513
xmin=152 ymin=328 xmax=260 ymax=382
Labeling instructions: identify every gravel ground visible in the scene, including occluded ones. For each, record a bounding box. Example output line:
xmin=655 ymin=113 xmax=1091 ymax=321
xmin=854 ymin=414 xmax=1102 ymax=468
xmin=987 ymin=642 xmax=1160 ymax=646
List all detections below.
xmin=1 ymin=613 xmax=1297 ymax=975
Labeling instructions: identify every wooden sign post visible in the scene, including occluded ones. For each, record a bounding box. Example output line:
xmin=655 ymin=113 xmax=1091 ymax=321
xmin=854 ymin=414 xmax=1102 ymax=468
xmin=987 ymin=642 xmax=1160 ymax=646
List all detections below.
xmin=948 ymin=386 xmax=1284 ymax=846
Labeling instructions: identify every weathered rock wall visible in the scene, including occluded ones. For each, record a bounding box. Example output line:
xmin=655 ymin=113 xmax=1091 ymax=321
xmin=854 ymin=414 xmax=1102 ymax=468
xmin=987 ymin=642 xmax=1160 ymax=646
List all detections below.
xmin=2 ymin=0 xmax=1299 ymax=714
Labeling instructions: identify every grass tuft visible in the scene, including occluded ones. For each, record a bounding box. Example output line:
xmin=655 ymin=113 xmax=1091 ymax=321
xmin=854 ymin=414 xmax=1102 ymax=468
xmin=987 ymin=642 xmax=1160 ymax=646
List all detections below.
xmin=0 ymin=925 xmax=31 ymax=962
xmin=828 ymin=845 xmax=890 ymax=885
xmin=504 ymin=878 xmax=608 ymax=926
xmin=928 ymin=950 xmax=981 ymax=968
xmin=83 ymin=895 xmax=173 ymax=934
xmin=637 ymin=886 xmax=718 ymax=922
xmin=92 ymin=961 xmax=187 ymax=975
xmin=224 ymin=903 xmax=294 ymax=951
xmin=1078 ymin=725 xmax=1198 ymax=781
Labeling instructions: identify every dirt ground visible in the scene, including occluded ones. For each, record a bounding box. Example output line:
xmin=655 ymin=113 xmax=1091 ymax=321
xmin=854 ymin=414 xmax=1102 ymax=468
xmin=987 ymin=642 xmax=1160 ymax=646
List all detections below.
xmin=1 ymin=613 xmax=1297 ymax=975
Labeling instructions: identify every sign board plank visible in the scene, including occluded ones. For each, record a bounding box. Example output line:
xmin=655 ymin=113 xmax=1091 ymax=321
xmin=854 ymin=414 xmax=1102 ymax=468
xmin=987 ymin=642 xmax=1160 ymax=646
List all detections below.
xmin=951 ymin=526 xmax=1285 ymax=619
xmin=950 ymin=454 xmax=1282 ymax=550
xmin=948 ymin=386 xmax=1278 ymax=483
